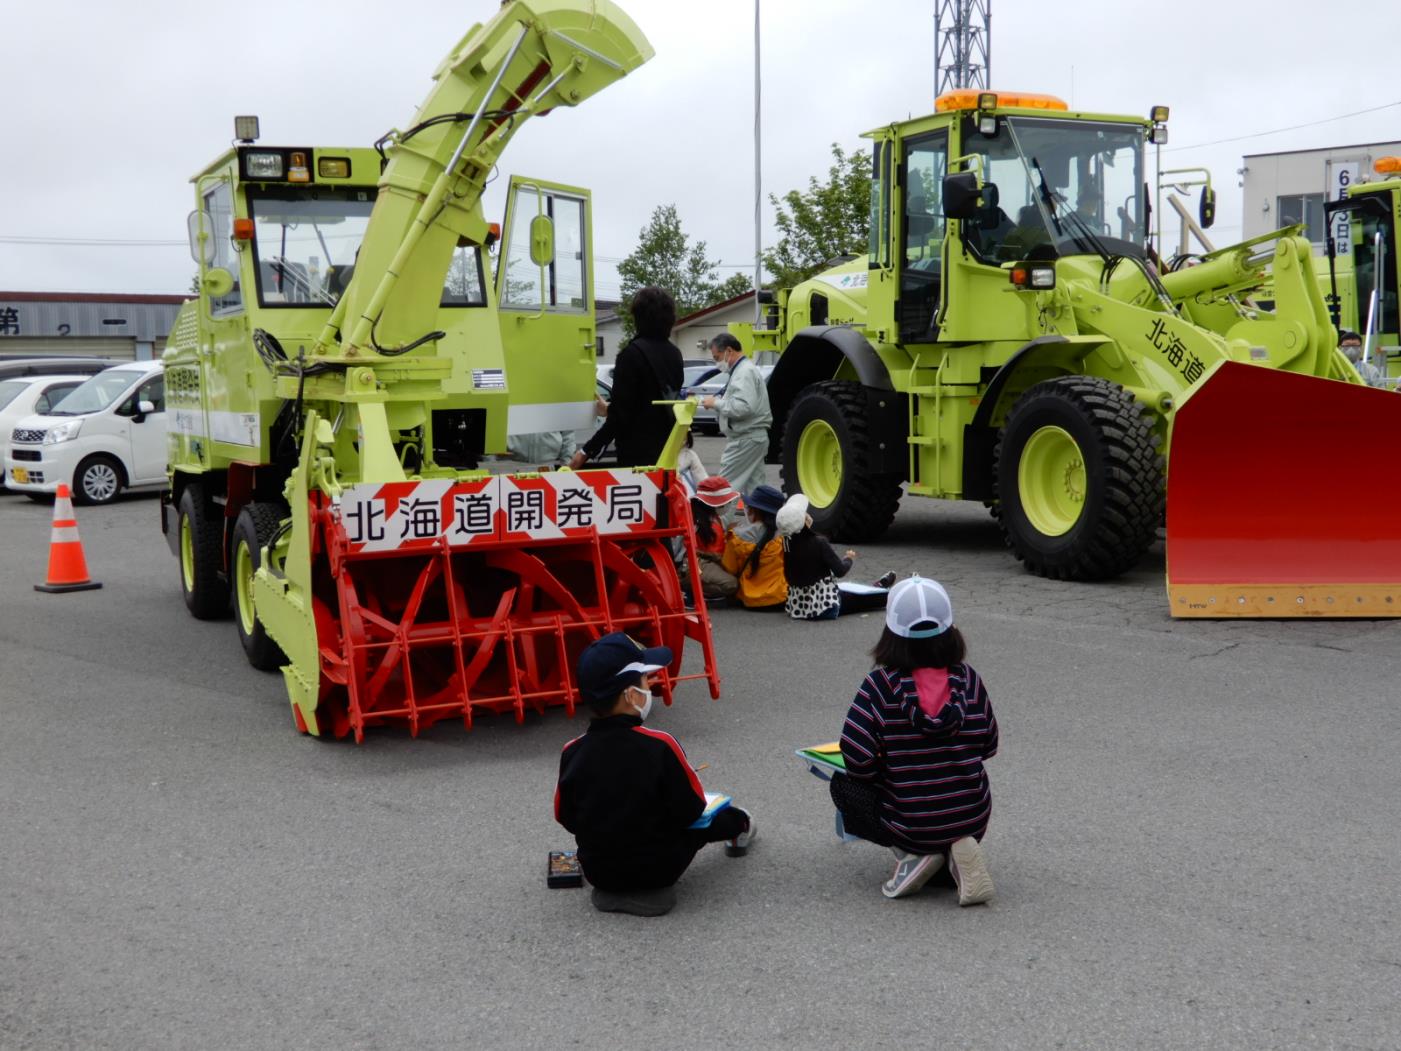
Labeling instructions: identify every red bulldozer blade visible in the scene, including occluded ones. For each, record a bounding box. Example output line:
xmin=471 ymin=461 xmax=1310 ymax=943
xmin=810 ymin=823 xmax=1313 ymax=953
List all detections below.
xmin=1167 ymin=361 xmax=1401 ymax=617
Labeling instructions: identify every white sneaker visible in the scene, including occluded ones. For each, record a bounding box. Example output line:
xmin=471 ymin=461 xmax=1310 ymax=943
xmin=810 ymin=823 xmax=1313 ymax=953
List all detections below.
xmin=881 ymin=852 xmax=944 ymax=898
xmin=948 ymin=836 xmax=994 ymax=906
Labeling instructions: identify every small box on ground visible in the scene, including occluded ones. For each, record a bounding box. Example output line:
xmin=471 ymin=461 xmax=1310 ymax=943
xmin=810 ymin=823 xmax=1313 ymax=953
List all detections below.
xmin=548 ymin=850 xmax=583 ymax=888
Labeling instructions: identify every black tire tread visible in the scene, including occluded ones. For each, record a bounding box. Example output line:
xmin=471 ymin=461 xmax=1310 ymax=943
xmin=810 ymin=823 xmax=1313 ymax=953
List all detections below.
xmin=178 ymin=484 xmax=229 ymax=620
xmin=780 ymin=379 xmax=903 ymax=542
xmin=234 ymin=501 xmax=289 ymax=671
xmin=994 ymin=376 xmax=1162 ymax=581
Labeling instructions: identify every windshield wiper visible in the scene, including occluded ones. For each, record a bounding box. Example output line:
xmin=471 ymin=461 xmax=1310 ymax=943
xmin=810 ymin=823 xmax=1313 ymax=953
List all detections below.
xmin=1028 ymin=155 xmax=1112 ymax=267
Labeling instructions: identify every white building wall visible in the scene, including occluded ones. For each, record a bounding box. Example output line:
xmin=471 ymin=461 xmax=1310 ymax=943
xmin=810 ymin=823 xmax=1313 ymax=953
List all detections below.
xmin=1242 ymin=143 xmax=1401 ymax=247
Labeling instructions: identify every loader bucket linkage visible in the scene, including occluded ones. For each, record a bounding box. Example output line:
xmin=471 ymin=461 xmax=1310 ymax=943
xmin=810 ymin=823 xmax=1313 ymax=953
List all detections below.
xmin=1166 ymin=361 xmax=1401 ymax=617
xmin=298 ymin=467 xmax=719 ymax=741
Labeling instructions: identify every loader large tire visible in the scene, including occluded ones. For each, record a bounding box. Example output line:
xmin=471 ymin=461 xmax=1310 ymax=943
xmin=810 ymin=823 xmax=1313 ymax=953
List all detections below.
xmin=232 ymin=502 xmax=288 ymax=671
xmin=995 ymin=376 xmax=1162 ymax=581
xmin=178 ymin=484 xmax=229 ymax=620
xmin=780 ymin=380 xmax=903 ymax=542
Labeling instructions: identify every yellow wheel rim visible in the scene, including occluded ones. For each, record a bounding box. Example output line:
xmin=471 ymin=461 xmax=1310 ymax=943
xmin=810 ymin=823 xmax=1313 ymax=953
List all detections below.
xmin=1018 ymin=425 xmax=1086 ymax=536
xmin=235 ymin=538 xmax=256 ymax=636
xmin=179 ymin=516 xmax=195 ymax=591
xmin=797 ymin=419 xmax=842 ymax=507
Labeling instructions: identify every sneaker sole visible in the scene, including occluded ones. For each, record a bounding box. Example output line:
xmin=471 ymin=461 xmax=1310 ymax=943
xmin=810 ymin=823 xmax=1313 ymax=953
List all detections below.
xmin=949 ymin=837 xmax=994 ymax=906
xmin=880 ymin=854 xmax=944 ymax=899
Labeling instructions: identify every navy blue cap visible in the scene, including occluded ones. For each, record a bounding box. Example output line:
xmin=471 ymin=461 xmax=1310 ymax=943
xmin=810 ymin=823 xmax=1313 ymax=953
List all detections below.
xmin=745 ymin=484 xmax=786 ymax=516
xmin=577 ymin=632 xmax=673 ymax=704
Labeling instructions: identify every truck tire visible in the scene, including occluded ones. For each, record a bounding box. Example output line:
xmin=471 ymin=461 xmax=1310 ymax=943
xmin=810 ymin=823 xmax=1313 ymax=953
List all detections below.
xmin=995 ymin=376 xmax=1162 ymax=580
xmin=177 ymin=484 xmax=230 ymax=619
xmin=780 ymin=380 xmax=903 ymax=542
xmin=232 ymin=502 xmax=288 ymax=671
xmin=73 ymin=454 xmax=124 ymax=505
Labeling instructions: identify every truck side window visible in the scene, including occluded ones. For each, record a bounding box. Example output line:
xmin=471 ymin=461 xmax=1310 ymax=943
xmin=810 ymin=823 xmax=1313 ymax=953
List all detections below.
xmin=204 ymin=182 xmax=243 ymax=316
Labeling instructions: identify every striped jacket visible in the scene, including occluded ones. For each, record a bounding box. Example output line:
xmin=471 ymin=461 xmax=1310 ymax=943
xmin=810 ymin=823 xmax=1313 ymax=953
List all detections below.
xmin=840 ymin=663 xmax=998 ymax=853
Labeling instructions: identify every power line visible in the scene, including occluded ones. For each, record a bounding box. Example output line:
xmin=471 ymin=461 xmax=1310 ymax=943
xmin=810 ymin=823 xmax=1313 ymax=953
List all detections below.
xmin=1165 ymin=100 xmax=1401 ymax=152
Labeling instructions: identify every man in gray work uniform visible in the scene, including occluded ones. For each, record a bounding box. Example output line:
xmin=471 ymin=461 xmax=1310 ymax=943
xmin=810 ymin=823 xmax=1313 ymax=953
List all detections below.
xmin=701 ymin=333 xmax=772 ymax=498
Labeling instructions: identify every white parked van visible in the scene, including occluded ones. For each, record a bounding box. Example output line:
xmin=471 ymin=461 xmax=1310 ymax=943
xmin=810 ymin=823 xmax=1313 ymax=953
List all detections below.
xmin=5 ymin=361 xmax=166 ymax=504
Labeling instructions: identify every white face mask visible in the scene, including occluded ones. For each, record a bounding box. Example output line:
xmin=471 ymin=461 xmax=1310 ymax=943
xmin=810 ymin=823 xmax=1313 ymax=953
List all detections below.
xmin=715 ymin=355 xmax=733 ymax=374
xmin=628 ymin=685 xmax=653 ymax=721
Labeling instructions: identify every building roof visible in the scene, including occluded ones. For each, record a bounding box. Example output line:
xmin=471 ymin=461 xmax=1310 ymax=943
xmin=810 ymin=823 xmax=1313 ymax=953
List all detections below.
xmin=0 ymin=291 xmax=190 ymax=305
xmin=674 ymin=290 xmax=756 ymax=328
xmin=1243 ymin=140 xmax=1401 ymax=160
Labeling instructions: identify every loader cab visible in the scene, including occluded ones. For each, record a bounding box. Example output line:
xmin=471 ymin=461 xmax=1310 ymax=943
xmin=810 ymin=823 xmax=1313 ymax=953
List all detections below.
xmin=867 ymin=92 xmax=1153 ymax=347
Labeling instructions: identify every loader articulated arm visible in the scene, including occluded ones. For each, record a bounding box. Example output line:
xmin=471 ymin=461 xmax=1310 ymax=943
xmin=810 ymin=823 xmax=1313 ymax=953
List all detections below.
xmin=318 ymin=0 xmax=652 ymax=358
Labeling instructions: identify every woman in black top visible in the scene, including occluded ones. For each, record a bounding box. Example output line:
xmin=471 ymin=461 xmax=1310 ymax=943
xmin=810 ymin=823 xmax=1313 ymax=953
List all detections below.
xmin=572 ymin=286 xmax=684 ymax=469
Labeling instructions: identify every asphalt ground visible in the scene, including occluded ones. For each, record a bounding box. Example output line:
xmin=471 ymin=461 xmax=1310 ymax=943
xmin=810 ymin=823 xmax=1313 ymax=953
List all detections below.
xmin=3 ymin=436 xmax=1400 ymax=1050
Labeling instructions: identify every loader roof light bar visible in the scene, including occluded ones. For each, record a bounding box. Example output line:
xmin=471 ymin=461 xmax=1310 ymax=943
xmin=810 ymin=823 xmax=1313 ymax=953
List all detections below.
xmin=935 ymin=89 xmax=1068 ymax=113
xmin=234 ymin=115 xmax=260 ymax=143
xmin=1010 ymin=263 xmax=1056 ymax=290
xmin=1376 ymin=156 xmax=1401 ymax=174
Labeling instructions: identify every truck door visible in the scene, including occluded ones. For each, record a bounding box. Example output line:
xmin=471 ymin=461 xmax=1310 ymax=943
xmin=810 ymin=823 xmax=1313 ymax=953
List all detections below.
xmin=496 ymin=176 xmax=597 ymax=440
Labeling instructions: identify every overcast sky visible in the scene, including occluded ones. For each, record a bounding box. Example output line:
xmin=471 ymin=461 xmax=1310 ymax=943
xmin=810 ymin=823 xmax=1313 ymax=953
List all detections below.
xmin=3 ymin=0 xmax=1399 ymax=299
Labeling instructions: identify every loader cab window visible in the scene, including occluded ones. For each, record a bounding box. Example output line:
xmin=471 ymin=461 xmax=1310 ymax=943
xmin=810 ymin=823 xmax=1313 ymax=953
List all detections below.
xmin=960 ymin=116 xmax=1146 ymax=264
xmin=1354 ymin=208 xmax=1399 ymax=337
xmin=204 ymin=182 xmax=243 ymax=316
xmin=500 ymin=187 xmax=589 ymax=312
xmin=899 ymin=130 xmax=948 ymax=342
xmin=248 ymin=188 xmax=487 ymax=309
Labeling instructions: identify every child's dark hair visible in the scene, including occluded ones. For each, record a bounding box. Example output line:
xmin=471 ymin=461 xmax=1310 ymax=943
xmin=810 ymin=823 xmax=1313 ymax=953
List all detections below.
xmin=871 ymin=625 xmax=966 ymax=671
xmin=690 ymin=497 xmax=720 ymax=539
xmin=743 ymin=510 xmax=776 ymax=577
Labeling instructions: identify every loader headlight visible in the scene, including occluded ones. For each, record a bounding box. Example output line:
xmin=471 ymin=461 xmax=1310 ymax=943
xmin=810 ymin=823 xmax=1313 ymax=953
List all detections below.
xmin=43 ymin=419 xmax=83 ymax=444
xmin=1010 ymin=264 xmax=1056 ymax=290
xmin=244 ymin=152 xmax=284 ymax=179
xmin=1150 ymin=126 xmax=1169 ymax=145
xmin=1150 ymin=105 xmax=1170 ymax=123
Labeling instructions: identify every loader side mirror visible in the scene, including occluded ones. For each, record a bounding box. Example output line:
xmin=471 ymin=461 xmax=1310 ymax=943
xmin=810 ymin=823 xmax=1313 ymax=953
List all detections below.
xmin=1199 ymin=186 xmax=1217 ymax=229
xmin=529 ymin=214 xmax=555 ymax=266
xmin=202 ymin=267 xmax=235 ymax=298
xmin=943 ymin=171 xmax=983 ymax=220
xmin=187 ymin=209 xmax=214 ymax=265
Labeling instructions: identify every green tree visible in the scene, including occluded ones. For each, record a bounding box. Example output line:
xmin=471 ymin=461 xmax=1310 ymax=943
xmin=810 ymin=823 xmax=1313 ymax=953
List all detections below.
xmin=763 ymin=143 xmax=871 ymax=288
xmin=617 ymin=204 xmax=751 ymax=339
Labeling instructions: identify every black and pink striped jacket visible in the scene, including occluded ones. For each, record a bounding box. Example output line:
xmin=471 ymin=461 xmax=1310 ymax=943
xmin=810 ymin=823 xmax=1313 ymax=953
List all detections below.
xmin=840 ymin=663 xmax=999 ymax=853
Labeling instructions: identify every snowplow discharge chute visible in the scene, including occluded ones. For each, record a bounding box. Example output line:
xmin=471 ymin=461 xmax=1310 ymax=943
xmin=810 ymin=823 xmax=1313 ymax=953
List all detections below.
xmin=1166 ymin=361 xmax=1401 ymax=617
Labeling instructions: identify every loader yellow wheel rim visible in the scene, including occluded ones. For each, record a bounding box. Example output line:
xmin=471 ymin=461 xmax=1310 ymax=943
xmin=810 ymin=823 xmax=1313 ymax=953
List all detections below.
xmin=1019 ymin=425 xmax=1086 ymax=536
xmin=179 ymin=516 xmax=195 ymax=592
xmin=235 ymin=540 xmax=256 ymax=636
xmin=797 ymin=419 xmax=842 ymax=506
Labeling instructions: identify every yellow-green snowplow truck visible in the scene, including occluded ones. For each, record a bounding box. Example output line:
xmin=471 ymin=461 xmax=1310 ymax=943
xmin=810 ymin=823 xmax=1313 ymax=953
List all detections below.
xmin=1326 ymin=156 xmax=1401 ymax=373
xmin=159 ymin=2 xmax=721 ymax=740
xmin=752 ymin=90 xmax=1356 ymax=581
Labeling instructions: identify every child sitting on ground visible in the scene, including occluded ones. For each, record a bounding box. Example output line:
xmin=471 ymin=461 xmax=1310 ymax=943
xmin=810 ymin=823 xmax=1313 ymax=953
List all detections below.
xmin=720 ymin=484 xmax=788 ymax=609
xmin=689 ymin=476 xmax=741 ymax=602
xmin=832 ymin=577 xmax=999 ymax=905
xmin=554 ymin=633 xmax=756 ymax=917
xmin=775 ymin=493 xmax=894 ymax=620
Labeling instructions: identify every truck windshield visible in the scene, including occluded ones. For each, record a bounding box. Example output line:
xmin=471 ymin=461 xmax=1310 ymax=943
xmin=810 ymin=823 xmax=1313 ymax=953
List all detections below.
xmin=248 ymin=188 xmax=486 ymax=308
xmin=1354 ymin=203 xmax=1399 ymax=338
xmin=960 ymin=116 xmax=1146 ymax=263
xmin=46 ymin=371 xmax=137 ymax=415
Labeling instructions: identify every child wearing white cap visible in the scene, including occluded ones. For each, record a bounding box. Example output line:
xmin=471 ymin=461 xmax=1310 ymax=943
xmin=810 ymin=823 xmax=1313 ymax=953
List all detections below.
xmin=775 ymin=493 xmax=894 ymax=620
xmin=833 ymin=577 xmax=999 ymax=904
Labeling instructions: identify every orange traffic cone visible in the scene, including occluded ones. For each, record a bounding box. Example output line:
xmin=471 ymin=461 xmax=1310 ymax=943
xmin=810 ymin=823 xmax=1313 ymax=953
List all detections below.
xmin=34 ymin=484 xmax=102 ymax=593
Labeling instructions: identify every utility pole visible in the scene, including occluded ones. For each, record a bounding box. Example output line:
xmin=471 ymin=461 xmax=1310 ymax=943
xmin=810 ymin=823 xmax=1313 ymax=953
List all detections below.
xmin=934 ymin=0 xmax=991 ymax=96
xmin=754 ymin=0 xmax=762 ymax=325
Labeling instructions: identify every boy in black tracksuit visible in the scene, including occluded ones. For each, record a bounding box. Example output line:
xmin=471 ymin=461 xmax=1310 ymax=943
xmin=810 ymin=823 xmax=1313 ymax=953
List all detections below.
xmin=554 ymin=633 xmax=755 ymax=916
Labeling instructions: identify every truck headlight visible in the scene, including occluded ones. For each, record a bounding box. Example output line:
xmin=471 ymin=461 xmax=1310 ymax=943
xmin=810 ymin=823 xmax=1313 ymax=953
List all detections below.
xmin=43 ymin=420 xmax=83 ymax=444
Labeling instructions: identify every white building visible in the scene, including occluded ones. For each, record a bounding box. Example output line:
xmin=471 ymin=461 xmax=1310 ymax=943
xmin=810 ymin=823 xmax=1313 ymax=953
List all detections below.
xmin=1242 ymin=141 xmax=1401 ymax=250
xmin=672 ymin=291 xmax=766 ymax=356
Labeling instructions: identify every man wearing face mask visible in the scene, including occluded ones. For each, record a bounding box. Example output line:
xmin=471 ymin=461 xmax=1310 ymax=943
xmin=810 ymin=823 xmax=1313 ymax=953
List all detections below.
xmin=700 ymin=333 xmax=772 ymax=499
xmin=554 ymin=633 xmax=756 ymax=916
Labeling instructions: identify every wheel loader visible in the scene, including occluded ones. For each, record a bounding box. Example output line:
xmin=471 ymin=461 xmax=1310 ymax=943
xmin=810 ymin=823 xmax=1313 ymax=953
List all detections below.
xmin=159 ymin=0 xmax=720 ymax=740
xmin=746 ymin=90 xmax=1401 ymax=616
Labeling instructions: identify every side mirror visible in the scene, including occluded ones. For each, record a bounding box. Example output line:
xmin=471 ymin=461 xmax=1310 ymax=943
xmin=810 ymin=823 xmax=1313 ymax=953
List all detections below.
xmin=187 ymin=210 xmax=214 ymax=265
xmin=529 ymin=214 xmax=555 ymax=266
xmin=1199 ymin=186 xmax=1217 ymax=229
xmin=943 ymin=171 xmax=983 ymax=220
xmin=138 ymin=399 xmax=156 ymax=416
xmin=202 ymin=267 xmax=235 ymax=297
